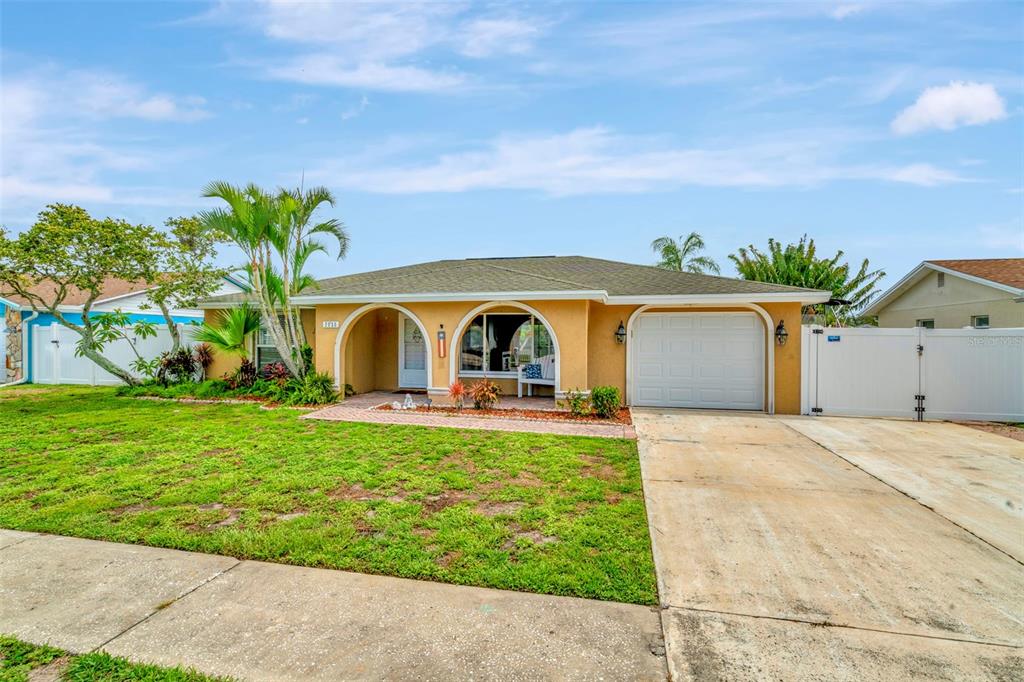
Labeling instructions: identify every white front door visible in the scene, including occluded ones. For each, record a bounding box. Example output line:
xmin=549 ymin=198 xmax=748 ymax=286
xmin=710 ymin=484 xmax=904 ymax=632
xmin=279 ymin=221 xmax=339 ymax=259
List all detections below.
xmin=398 ymin=314 xmax=427 ymax=388
xmin=631 ymin=312 xmax=765 ymax=410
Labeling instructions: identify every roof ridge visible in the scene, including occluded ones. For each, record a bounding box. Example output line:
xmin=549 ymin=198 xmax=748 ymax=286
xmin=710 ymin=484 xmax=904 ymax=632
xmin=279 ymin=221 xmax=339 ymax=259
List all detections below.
xmin=481 ymin=261 xmax=596 ymax=290
xmin=570 ymin=255 xmax=820 ymax=293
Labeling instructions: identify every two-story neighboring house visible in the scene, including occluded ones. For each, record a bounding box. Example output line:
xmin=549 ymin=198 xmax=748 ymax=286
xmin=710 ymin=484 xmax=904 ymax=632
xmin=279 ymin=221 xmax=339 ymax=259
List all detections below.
xmin=865 ymin=258 xmax=1024 ymax=329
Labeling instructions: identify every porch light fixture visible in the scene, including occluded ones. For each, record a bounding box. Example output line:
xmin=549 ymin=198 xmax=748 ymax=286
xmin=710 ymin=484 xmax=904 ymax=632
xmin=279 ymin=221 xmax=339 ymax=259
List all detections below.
xmin=614 ymin=321 xmax=627 ymax=344
xmin=437 ymin=325 xmax=447 ymax=358
xmin=775 ymin=320 xmax=788 ymax=346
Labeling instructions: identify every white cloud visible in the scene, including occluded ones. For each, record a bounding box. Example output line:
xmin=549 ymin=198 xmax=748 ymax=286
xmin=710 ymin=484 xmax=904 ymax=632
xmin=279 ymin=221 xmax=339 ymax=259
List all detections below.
xmin=831 ymin=5 xmax=867 ymax=20
xmin=891 ymin=81 xmax=1007 ymax=135
xmin=976 ymin=219 xmax=1024 ymax=252
xmin=264 ymin=56 xmax=465 ymax=92
xmin=0 ymin=64 xmax=207 ymax=210
xmin=307 ymin=126 xmax=966 ymax=196
xmin=341 ymin=95 xmax=370 ymax=121
xmin=458 ymin=17 xmax=543 ymax=58
xmin=202 ymin=1 xmax=549 ymax=92
xmin=876 ymin=163 xmax=965 ymax=187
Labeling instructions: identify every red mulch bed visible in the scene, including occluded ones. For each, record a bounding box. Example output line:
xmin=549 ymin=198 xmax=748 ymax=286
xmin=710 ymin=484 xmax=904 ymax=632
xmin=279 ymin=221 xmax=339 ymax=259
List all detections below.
xmin=377 ymin=404 xmax=632 ymax=425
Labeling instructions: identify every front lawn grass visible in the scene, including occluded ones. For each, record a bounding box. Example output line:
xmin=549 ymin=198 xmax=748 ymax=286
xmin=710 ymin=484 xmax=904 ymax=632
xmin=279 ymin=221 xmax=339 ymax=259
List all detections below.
xmin=0 ymin=634 xmax=229 ymax=681
xmin=0 ymin=386 xmax=656 ymax=605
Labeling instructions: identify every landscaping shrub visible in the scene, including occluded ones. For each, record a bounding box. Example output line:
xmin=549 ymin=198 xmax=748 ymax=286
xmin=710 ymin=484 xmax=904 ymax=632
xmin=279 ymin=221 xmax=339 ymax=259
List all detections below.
xmin=225 ymin=359 xmax=258 ymax=389
xmin=193 ymin=343 xmax=214 ymax=377
xmin=157 ymin=348 xmax=198 ymax=385
xmin=448 ymin=380 xmax=467 ymax=409
xmin=468 ymin=378 xmax=501 ymax=410
xmin=590 ymin=385 xmax=622 ymax=418
xmin=261 ymin=361 xmax=291 ymax=383
xmin=560 ymin=389 xmax=591 ymax=417
xmin=193 ymin=379 xmax=230 ymax=399
xmin=284 ymin=371 xmax=338 ymax=405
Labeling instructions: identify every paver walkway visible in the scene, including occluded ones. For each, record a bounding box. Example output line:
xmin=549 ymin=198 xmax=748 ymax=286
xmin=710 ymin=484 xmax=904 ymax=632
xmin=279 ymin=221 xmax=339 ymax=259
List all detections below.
xmin=304 ymin=391 xmax=636 ymax=439
xmin=0 ymin=530 xmax=666 ymax=681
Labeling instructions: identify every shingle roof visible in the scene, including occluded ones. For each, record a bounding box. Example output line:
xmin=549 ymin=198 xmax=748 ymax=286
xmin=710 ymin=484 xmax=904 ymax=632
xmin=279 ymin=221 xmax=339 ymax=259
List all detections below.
xmin=201 ymin=256 xmax=826 ymax=306
xmin=927 ymin=259 xmax=1024 ymax=289
xmin=1 ymin=277 xmax=153 ymax=307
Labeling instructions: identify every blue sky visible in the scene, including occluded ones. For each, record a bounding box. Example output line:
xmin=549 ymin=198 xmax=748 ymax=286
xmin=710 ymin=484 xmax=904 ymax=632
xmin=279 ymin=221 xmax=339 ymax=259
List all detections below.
xmin=2 ymin=1 xmax=1021 ymax=285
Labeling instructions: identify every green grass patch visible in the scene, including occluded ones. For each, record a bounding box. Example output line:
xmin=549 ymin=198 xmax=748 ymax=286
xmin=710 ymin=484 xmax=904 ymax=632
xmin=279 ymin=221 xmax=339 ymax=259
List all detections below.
xmin=0 ymin=386 xmax=656 ymax=605
xmin=0 ymin=635 xmax=227 ymax=681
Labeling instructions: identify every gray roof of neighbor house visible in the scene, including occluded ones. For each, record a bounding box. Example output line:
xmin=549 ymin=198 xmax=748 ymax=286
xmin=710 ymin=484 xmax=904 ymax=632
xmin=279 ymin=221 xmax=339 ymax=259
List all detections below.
xmin=199 ymin=256 xmax=830 ymax=306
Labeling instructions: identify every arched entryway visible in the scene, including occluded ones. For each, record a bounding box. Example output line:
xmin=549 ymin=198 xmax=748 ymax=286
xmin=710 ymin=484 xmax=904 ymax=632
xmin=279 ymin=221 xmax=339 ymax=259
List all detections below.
xmin=333 ymin=303 xmax=432 ymax=394
xmin=449 ymin=302 xmax=561 ymax=397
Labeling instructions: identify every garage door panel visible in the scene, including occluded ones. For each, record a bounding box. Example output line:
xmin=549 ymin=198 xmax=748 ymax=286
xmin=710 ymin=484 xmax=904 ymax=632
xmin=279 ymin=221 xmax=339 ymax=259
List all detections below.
xmin=632 ymin=313 xmax=765 ymax=411
xmin=668 ymin=363 xmax=693 ymax=378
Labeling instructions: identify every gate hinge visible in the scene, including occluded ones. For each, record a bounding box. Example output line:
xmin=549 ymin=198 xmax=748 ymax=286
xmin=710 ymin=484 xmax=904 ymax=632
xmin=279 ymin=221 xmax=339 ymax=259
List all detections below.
xmin=811 ymin=407 xmax=823 ymax=413
xmin=917 ymin=344 xmax=924 ymax=355
xmin=914 ymin=406 xmax=926 ymax=413
xmin=812 ymin=329 xmax=823 ymax=335
xmin=915 ymin=394 xmax=925 ymax=401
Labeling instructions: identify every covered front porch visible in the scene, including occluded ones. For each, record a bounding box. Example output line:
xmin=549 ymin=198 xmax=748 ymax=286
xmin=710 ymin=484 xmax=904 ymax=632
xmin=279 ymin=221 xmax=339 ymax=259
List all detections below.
xmin=335 ymin=302 xmax=561 ymax=407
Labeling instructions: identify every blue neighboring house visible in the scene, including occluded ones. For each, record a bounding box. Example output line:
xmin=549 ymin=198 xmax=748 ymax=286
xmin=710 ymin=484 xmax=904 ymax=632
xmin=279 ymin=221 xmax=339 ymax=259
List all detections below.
xmin=2 ymin=276 xmax=246 ymax=384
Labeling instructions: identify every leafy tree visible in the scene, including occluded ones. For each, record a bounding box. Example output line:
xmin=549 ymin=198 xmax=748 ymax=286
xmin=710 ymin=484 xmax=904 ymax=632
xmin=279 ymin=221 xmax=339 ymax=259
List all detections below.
xmin=729 ymin=235 xmax=885 ymax=326
xmin=190 ymin=304 xmax=261 ymax=358
xmin=0 ymin=204 xmax=226 ymax=385
xmin=147 ymin=216 xmax=231 ymax=354
xmin=199 ymin=182 xmax=348 ymax=377
xmin=651 ymin=232 xmax=720 ymax=274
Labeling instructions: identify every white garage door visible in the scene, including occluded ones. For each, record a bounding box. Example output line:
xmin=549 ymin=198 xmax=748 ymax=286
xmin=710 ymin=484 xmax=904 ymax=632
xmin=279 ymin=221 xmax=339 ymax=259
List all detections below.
xmin=631 ymin=312 xmax=765 ymax=410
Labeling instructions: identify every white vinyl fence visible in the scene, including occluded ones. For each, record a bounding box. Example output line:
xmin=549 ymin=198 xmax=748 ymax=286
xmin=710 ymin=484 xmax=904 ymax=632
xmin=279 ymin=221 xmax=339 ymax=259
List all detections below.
xmin=802 ymin=326 xmax=1024 ymax=422
xmin=32 ymin=323 xmax=186 ymax=386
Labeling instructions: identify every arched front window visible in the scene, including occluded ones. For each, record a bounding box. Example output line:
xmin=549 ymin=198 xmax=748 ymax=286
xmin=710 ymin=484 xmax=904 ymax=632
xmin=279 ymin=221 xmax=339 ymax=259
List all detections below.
xmin=459 ymin=313 xmax=554 ymax=376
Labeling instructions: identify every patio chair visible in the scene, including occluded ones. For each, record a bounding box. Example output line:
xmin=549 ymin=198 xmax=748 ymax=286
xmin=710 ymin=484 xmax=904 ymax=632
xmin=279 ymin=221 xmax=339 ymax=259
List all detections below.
xmin=517 ymin=354 xmax=556 ymax=397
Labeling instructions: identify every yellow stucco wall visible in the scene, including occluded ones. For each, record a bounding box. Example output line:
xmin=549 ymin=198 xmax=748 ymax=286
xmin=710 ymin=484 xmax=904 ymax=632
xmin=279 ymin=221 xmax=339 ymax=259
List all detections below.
xmin=314 ymin=298 xmax=804 ymax=413
xmin=201 ymin=308 xmax=319 ymax=380
xmin=202 ymin=309 xmax=242 ymax=379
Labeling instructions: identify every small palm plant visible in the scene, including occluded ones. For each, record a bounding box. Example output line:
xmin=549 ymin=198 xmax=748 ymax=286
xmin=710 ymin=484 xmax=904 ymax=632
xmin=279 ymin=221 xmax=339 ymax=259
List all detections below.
xmin=190 ymin=304 xmax=262 ymax=359
xmin=651 ymin=232 xmax=721 ymax=274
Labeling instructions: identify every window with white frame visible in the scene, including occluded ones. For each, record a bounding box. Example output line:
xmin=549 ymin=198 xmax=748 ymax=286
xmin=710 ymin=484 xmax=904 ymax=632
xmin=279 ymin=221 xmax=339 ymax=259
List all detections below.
xmin=971 ymin=315 xmax=990 ymax=329
xmin=916 ymin=319 xmax=935 ymax=329
xmin=256 ymin=318 xmax=286 ymax=369
xmin=459 ymin=313 xmax=554 ymax=376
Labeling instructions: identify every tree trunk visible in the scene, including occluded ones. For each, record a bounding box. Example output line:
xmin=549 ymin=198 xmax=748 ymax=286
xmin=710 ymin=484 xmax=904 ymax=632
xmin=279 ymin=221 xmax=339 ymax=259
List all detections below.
xmin=158 ymin=301 xmax=181 ymax=355
xmin=78 ymin=344 xmax=140 ymax=386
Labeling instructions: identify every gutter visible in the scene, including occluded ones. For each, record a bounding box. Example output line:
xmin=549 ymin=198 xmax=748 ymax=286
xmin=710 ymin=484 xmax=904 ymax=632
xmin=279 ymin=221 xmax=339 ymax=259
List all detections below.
xmin=2 ymin=309 xmax=39 ymax=388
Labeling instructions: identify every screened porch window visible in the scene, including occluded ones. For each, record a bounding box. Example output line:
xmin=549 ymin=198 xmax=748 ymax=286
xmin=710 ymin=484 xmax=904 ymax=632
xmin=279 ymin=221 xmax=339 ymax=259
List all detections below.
xmin=459 ymin=313 xmax=553 ymax=376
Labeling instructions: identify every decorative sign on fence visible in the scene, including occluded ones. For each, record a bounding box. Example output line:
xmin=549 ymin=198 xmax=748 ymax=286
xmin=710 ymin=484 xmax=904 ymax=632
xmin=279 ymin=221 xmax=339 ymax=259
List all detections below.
xmin=322 ymin=320 xmax=340 ymax=329
xmin=827 ymin=335 xmax=841 ymax=342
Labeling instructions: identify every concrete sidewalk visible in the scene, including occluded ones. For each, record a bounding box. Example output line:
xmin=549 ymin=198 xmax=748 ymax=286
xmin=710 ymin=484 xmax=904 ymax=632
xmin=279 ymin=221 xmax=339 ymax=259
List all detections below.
xmin=0 ymin=530 xmax=666 ymax=681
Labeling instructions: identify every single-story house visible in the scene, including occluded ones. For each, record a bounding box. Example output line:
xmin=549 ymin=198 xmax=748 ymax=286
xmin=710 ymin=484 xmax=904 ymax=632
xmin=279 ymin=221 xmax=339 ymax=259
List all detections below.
xmin=864 ymin=258 xmax=1024 ymax=329
xmin=200 ymin=256 xmax=829 ymax=414
xmin=1 ymin=276 xmax=246 ymax=384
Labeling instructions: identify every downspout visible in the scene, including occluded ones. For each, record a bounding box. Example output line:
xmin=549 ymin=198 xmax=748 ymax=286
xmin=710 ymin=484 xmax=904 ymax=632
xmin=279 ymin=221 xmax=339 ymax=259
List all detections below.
xmin=2 ymin=309 xmax=39 ymax=388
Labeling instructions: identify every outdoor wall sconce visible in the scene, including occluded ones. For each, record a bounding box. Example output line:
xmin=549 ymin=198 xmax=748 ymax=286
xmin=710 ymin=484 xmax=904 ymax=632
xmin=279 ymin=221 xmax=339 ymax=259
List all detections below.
xmin=437 ymin=325 xmax=447 ymax=358
xmin=615 ymin=321 xmax=627 ymax=344
xmin=775 ymin=320 xmax=788 ymax=346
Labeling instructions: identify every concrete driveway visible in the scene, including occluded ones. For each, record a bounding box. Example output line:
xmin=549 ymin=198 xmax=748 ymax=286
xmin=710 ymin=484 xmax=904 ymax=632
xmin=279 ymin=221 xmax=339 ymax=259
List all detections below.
xmin=634 ymin=410 xmax=1024 ymax=681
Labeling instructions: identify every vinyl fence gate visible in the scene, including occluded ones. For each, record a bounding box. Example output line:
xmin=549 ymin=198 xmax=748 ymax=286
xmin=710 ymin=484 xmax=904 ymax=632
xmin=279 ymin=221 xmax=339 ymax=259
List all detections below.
xmin=801 ymin=326 xmax=1024 ymax=422
xmin=32 ymin=323 xmax=186 ymax=386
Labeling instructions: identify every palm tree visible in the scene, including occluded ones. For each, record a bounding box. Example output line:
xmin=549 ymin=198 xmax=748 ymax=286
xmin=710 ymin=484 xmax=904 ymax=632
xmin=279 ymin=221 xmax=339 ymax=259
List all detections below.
xmin=651 ymin=232 xmax=721 ymax=274
xmin=729 ymin=235 xmax=885 ymax=326
xmin=199 ymin=182 xmax=349 ymax=376
xmin=190 ymin=304 xmax=262 ymax=358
